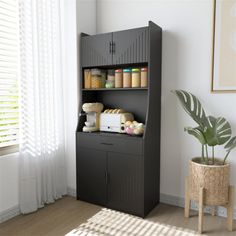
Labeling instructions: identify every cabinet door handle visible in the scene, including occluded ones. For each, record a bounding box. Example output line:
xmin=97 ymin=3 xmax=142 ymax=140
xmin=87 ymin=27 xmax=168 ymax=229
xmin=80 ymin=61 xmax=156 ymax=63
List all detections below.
xmin=100 ymin=142 xmax=114 ymax=146
xmin=109 ymin=41 xmax=112 ymax=54
xmin=105 ymin=171 xmax=109 ymax=184
xmin=112 ymin=42 xmax=115 ymax=54
xmin=105 ymin=171 xmax=110 ymax=184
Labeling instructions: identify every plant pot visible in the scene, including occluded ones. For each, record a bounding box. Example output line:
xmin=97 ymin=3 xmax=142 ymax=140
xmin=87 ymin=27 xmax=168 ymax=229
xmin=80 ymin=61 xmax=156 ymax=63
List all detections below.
xmin=189 ymin=157 xmax=230 ymax=206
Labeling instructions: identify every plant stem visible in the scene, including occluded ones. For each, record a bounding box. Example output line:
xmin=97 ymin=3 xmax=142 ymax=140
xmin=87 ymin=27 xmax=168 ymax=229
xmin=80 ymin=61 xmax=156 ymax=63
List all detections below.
xmin=223 ymin=151 xmax=230 ymax=165
xmin=201 ymin=144 xmax=205 ymax=163
xmin=212 ymin=146 xmax=215 ymax=165
xmin=205 ymin=145 xmax=209 ymax=165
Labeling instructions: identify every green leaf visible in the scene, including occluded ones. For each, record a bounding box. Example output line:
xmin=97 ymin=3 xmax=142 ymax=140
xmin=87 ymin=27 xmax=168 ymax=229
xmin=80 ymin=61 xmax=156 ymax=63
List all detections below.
xmin=224 ymin=136 xmax=236 ymax=152
xmin=203 ymin=116 xmax=231 ymax=146
xmin=172 ymin=90 xmax=207 ymax=128
xmin=184 ymin=127 xmax=206 ymax=145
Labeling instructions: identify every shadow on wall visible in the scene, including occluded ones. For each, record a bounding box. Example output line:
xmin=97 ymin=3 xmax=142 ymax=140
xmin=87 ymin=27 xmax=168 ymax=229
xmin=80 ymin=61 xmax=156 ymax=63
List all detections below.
xmin=160 ymin=30 xmax=183 ymax=197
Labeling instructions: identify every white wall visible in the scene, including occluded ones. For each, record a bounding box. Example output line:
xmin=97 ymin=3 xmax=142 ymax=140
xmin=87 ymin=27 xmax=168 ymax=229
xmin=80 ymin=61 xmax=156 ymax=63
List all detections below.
xmin=64 ymin=0 xmax=96 ymax=191
xmin=0 ymin=154 xmax=19 ymax=213
xmin=96 ymin=0 xmax=236 ymax=206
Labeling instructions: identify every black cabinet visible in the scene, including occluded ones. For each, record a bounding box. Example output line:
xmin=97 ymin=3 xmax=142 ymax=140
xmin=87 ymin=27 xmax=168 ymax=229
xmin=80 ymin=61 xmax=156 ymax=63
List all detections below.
xmin=81 ymin=27 xmax=149 ymax=67
xmin=77 ymin=21 xmax=162 ymax=217
xmin=107 ymin=152 xmax=143 ymax=216
xmin=81 ymin=33 xmax=113 ymax=67
xmin=76 ymin=147 xmax=107 ymax=206
xmin=76 ymin=132 xmax=144 ymax=216
xmin=112 ymin=27 xmax=149 ymax=65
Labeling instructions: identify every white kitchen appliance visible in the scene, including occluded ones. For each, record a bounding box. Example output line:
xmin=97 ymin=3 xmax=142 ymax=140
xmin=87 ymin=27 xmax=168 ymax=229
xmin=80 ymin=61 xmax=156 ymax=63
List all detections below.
xmin=100 ymin=112 xmax=134 ymax=133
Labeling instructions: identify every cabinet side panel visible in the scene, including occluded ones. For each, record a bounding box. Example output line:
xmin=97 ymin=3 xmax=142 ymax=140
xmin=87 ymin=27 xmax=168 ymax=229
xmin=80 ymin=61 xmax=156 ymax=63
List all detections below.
xmin=144 ymin=22 xmax=162 ymax=215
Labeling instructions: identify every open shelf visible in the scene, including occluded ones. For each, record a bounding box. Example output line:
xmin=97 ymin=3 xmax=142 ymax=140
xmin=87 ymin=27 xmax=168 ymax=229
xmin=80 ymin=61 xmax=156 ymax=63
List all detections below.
xmin=82 ymin=88 xmax=148 ymax=91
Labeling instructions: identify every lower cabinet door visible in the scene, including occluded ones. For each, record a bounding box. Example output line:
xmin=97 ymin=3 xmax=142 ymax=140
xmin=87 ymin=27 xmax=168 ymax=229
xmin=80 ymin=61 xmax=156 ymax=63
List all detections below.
xmin=107 ymin=152 xmax=143 ymax=216
xmin=77 ymin=147 xmax=107 ymax=206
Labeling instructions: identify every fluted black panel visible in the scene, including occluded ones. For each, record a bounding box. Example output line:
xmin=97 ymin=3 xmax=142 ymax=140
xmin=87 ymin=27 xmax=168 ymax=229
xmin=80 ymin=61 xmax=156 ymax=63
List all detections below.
xmin=81 ymin=33 xmax=113 ymax=67
xmin=107 ymin=152 xmax=143 ymax=216
xmin=112 ymin=27 xmax=149 ymax=65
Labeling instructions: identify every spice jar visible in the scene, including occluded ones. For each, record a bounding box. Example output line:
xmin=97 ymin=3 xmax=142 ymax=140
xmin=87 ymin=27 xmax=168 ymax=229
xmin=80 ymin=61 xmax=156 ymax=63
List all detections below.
xmin=84 ymin=69 xmax=91 ymax=89
xmin=123 ymin=69 xmax=131 ymax=88
xmin=107 ymin=69 xmax=115 ymax=81
xmin=106 ymin=69 xmax=115 ymax=88
xmin=115 ymin=69 xmax=123 ymax=88
xmin=91 ymin=68 xmax=102 ymax=89
xmin=132 ymin=68 xmax=141 ymax=87
xmin=141 ymin=67 xmax=148 ymax=88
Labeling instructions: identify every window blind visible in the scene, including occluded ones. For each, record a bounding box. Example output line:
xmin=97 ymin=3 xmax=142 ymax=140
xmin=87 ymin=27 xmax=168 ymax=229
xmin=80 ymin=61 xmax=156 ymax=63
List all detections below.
xmin=0 ymin=0 xmax=18 ymax=149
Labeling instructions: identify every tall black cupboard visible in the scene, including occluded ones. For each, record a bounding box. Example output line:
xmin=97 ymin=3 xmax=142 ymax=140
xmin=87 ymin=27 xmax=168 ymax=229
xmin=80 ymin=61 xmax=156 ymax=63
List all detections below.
xmin=76 ymin=21 xmax=162 ymax=217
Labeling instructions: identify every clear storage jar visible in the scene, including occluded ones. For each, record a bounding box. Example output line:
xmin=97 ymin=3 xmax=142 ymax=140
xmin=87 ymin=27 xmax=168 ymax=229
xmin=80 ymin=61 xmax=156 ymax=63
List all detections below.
xmin=132 ymin=68 xmax=141 ymax=87
xmin=123 ymin=68 xmax=131 ymax=88
xmin=141 ymin=67 xmax=148 ymax=88
xmin=84 ymin=69 xmax=91 ymax=89
xmin=115 ymin=69 xmax=123 ymax=88
xmin=101 ymin=70 xmax=106 ymax=88
xmin=106 ymin=69 xmax=115 ymax=88
xmin=91 ymin=69 xmax=102 ymax=89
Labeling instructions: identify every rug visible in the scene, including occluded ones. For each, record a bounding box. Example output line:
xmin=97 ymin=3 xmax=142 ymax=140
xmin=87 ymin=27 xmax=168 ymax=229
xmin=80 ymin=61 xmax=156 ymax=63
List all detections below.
xmin=65 ymin=208 xmax=200 ymax=236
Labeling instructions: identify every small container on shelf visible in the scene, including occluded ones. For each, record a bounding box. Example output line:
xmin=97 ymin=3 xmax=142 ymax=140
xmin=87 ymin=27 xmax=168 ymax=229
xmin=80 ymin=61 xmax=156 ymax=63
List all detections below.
xmin=106 ymin=69 xmax=115 ymax=88
xmin=91 ymin=68 xmax=102 ymax=89
xmin=132 ymin=68 xmax=141 ymax=88
xmin=84 ymin=69 xmax=91 ymax=89
xmin=105 ymin=80 xmax=115 ymax=88
xmin=101 ymin=70 xmax=106 ymax=88
xmin=107 ymin=69 xmax=115 ymax=81
xmin=115 ymin=69 xmax=123 ymax=88
xmin=123 ymin=68 xmax=131 ymax=88
xmin=141 ymin=67 xmax=148 ymax=88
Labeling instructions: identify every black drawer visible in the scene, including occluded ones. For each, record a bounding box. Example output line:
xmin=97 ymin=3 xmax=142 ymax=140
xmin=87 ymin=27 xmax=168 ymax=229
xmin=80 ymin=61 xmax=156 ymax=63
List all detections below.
xmin=77 ymin=132 xmax=143 ymax=155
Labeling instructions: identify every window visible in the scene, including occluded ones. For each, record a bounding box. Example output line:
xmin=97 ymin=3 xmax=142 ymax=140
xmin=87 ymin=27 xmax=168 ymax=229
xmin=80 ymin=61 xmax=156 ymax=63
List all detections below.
xmin=0 ymin=0 xmax=19 ymax=155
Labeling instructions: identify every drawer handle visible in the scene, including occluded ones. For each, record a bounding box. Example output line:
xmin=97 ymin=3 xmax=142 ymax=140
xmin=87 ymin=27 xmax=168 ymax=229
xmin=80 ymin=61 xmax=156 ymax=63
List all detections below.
xmin=100 ymin=142 xmax=114 ymax=146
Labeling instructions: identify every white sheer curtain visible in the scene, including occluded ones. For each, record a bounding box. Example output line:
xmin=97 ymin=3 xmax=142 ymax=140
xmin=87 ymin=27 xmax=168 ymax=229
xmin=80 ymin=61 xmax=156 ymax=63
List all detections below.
xmin=19 ymin=0 xmax=67 ymax=214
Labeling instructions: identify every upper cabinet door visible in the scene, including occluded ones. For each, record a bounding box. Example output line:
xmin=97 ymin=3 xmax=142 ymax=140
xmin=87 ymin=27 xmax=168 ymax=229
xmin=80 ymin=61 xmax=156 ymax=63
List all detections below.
xmin=112 ymin=27 xmax=149 ymax=65
xmin=81 ymin=33 xmax=113 ymax=67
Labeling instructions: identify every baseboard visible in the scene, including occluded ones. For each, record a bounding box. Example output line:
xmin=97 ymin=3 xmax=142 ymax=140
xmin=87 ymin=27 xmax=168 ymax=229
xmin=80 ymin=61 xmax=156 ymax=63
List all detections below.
xmin=0 ymin=205 xmax=20 ymax=223
xmin=1 ymin=190 xmax=234 ymax=224
xmin=160 ymin=193 xmax=236 ymax=220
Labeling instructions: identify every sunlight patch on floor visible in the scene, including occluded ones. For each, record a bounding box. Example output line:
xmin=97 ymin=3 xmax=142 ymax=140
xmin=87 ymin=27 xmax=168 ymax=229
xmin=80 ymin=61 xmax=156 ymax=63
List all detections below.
xmin=66 ymin=208 xmax=202 ymax=236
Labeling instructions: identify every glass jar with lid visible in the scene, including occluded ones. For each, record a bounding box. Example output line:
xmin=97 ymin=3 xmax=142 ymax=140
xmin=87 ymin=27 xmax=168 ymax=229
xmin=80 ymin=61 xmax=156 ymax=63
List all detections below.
xmin=101 ymin=70 xmax=106 ymax=88
xmin=115 ymin=69 xmax=123 ymax=88
xmin=123 ymin=68 xmax=131 ymax=88
xmin=106 ymin=69 xmax=115 ymax=88
xmin=141 ymin=67 xmax=148 ymax=88
xmin=84 ymin=69 xmax=91 ymax=89
xmin=132 ymin=68 xmax=141 ymax=88
xmin=91 ymin=68 xmax=102 ymax=89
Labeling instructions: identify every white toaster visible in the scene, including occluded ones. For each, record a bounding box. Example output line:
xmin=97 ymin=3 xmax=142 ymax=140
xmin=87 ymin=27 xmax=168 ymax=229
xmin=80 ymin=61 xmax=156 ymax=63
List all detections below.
xmin=100 ymin=113 xmax=134 ymax=133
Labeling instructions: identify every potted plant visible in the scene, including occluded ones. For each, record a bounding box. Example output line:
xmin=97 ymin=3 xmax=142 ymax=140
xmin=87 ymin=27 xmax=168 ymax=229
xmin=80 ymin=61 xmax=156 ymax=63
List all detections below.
xmin=173 ymin=90 xmax=236 ymax=232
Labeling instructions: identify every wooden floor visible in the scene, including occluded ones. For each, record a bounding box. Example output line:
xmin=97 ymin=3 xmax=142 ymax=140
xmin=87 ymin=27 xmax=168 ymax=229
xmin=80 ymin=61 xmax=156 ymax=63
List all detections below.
xmin=0 ymin=196 xmax=235 ymax=236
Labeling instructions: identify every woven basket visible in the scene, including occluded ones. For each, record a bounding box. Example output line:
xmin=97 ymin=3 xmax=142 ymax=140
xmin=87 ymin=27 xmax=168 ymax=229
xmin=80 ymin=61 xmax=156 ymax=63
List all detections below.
xmin=189 ymin=157 xmax=230 ymax=206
